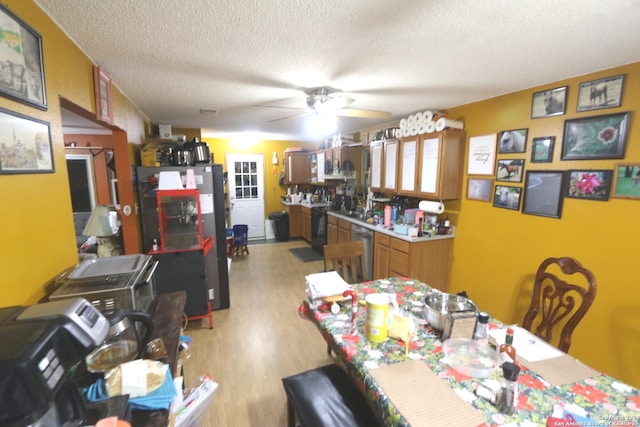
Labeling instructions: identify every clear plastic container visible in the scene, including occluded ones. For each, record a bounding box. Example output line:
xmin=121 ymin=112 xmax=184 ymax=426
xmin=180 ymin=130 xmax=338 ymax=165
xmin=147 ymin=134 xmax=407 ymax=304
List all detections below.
xmin=441 ymin=338 xmax=500 ymax=378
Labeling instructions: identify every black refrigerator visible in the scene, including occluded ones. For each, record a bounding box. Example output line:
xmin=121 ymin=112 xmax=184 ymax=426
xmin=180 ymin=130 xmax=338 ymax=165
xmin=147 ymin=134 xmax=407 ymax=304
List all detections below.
xmin=136 ymin=164 xmax=230 ymax=311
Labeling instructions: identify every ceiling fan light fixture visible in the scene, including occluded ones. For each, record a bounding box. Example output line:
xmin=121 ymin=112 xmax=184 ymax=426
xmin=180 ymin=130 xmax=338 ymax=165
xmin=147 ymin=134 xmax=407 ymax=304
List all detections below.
xmin=307 ymin=111 xmax=337 ymax=136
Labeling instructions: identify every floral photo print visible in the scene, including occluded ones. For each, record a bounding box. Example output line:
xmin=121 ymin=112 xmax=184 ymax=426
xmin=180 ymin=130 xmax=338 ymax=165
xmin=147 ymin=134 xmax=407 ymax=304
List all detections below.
xmin=566 ymin=170 xmax=612 ymax=201
xmin=561 ymin=112 xmax=630 ymax=160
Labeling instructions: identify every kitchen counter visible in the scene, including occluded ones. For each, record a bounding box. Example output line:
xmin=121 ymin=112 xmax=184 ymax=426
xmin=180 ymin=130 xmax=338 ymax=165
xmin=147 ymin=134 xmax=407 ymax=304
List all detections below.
xmin=327 ymin=210 xmax=454 ymax=243
xmin=280 ymin=200 xmax=332 ymax=208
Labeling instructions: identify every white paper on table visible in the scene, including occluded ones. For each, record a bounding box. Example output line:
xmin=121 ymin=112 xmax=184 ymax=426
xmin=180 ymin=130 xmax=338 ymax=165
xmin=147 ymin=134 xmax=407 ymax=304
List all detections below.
xmin=305 ymin=271 xmax=350 ymax=300
xmin=488 ymin=326 xmax=564 ymax=362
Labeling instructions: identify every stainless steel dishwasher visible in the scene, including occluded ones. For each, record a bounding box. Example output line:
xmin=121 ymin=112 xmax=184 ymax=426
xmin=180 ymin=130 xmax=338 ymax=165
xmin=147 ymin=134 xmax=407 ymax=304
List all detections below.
xmin=351 ymin=223 xmax=374 ymax=281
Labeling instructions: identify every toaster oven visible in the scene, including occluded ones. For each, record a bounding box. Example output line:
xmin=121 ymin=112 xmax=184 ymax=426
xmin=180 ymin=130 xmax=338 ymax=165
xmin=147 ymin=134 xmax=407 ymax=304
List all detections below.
xmin=49 ymin=254 xmax=158 ymax=315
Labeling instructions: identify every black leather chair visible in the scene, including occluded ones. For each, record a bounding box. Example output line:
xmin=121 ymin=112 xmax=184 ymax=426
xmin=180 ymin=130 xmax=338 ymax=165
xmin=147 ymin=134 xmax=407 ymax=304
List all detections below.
xmin=281 ymin=364 xmax=379 ymax=427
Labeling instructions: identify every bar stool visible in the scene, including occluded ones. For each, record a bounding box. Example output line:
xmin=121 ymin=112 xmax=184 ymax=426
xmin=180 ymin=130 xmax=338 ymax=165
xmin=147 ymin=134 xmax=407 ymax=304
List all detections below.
xmin=232 ymin=224 xmax=249 ymax=257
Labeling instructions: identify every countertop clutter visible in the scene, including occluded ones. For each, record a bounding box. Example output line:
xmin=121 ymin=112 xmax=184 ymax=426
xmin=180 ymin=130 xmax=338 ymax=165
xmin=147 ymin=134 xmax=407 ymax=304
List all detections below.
xmin=327 ymin=210 xmax=455 ymax=243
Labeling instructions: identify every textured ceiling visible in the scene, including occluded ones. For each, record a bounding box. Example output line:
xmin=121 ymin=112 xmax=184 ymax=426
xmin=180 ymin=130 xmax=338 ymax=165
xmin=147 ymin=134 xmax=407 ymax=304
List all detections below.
xmin=35 ymin=0 xmax=640 ymax=142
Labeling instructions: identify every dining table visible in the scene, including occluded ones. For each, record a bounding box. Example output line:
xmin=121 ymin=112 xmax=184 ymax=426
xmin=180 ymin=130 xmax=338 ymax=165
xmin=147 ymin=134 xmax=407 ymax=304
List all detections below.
xmin=300 ymin=277 xmax=640 ymax=427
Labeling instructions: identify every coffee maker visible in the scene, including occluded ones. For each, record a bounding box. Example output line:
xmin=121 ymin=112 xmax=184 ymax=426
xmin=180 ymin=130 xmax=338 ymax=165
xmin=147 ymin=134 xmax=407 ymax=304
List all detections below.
xmin=0 ymin=298 xmax=109 ymax=427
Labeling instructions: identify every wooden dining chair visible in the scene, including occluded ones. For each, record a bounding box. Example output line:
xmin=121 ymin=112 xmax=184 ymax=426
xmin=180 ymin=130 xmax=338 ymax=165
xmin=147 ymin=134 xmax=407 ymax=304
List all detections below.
xmin=322 ymin=241 xmax=366 ymax=355
xmin=323 ymin=241 xmax=365 ymax=284
xmin=521 ymin=257 xmax=597 ymax=353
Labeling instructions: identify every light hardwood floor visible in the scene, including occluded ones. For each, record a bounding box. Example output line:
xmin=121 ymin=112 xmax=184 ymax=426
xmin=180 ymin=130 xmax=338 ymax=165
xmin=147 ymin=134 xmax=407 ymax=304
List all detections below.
xmin=182 ymin=240 xmax=334 ymax=426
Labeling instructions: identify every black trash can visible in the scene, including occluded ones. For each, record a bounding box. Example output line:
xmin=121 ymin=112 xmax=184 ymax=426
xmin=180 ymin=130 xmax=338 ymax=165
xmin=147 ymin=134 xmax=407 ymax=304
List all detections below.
xmin=269 ymin=211 xmax=289 ymax=242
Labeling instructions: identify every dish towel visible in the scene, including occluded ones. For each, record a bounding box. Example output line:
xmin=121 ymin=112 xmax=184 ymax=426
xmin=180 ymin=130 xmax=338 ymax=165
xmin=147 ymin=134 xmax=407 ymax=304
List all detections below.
xmin=84 ymin=365 xmax=177 ymax=410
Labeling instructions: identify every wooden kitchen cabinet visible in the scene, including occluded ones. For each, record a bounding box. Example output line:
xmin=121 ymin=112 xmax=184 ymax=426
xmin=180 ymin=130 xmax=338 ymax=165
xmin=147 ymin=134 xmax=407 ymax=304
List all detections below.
xmin=337 ymin=219 xmax=352 ymax=243
xmin=383 ymin=139 xmax=399 ymax=193
xmin=327 ymin=215 xmax=338 ymax=245
xmin=373 ymin=231 xmax=453 ymax=292
xmin=282 ymin=204 xmax=301 ymax=238
xmin=398 ymin=137 xmax=418 ymax=195
xmin=301 ymin=205 xmax=311 ymax=242
xmin=417 ymin=130 xmax=465 ymax=199
xmin=397 ymin=130 xmax=465 ymax=199
xmin=370 ymin=141 xmax=383 ymax=192
xmin=284 ymin=152 xmax=309 ymax=184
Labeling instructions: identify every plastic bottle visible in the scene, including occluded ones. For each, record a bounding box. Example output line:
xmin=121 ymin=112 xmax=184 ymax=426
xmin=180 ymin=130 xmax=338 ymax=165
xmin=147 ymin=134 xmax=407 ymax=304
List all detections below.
xmin=498 ymin=362 xmax=520 ymax=415
xmin=391 ymin=205 xmax=398 ymax=222
xmin=384 ymin=205 xmax=392 ymax=227
xmin=499 ymin=327 xmax=517 ymax=364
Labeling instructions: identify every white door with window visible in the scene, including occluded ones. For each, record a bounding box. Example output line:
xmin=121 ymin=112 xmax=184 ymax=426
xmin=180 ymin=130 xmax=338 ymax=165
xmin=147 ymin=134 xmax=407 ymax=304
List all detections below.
xmin=226 ymin=154 xmax=265 ymax=239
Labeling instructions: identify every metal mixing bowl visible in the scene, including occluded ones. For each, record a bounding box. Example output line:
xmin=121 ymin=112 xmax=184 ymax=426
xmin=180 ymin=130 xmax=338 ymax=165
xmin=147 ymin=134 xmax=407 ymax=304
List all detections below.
xmin=424 ymin=293 xmax=477 ymax=331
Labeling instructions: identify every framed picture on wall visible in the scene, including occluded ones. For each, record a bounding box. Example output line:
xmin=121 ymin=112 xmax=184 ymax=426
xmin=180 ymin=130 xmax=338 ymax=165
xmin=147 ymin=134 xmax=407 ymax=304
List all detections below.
xmin=522 ymin=171 xmax=565 ymax=219
xmin=566 ymin=170 xmax=613 ymax=201
xmin=531 ymin=86 xmax=567 ymax=118
xmin=498 ymin=128 xmax=528 ymax=154
xmin=531 ymin=136 xmax=555 ymax=163
xmin=466 ymin=178 xmax=493 ymax=202
xmin=493 ymin=185 xmax=521 ymax=211
xmin=94 ymin=66 xmax=114 ymax=124
xmin=561 ymin=112 xmax=630 ymax=160
xmin=611 ymin=163 xmax=640 ymax=200
xmin=0 ymin=107 xmax=54 ymax=174
xmin=576 ymin=74 xmax=624 ymax=112
xmin=467 ymin=134 xmax=497 ymax=176
xmin=0 ymin=4 xmax=47 ymax=110
xmin=496 ymin=159 xmax=524 ymax=183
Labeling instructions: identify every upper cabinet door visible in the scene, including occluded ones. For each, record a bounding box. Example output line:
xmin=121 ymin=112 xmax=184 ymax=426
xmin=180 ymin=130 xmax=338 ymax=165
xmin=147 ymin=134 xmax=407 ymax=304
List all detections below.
xmin=398 ymin=137 xmax=418 ymax=195
xmin=416 ymin=130 xmax=466 ymax=199
xmin=383 ymin=139 xmax=398 ymax=192
xmin=317 ymin=151 xmax=325 ymax=183
xmin=418 ymin=136 xmax=440 ymax=196
xmin=370 ymin=142 xmax=383 ymax=192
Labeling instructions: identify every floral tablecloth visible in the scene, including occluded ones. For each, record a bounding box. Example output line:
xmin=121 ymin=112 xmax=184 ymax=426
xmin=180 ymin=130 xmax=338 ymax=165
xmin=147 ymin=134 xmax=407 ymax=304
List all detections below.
xmin=301 ymin=277 xmax=640 ymax=427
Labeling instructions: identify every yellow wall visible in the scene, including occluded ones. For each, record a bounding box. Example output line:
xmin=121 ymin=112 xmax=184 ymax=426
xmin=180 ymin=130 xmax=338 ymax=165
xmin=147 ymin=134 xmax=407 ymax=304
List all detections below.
xmin=0 ymin=1 xmax=147 ymax=305
xmin=447 ymin=62 xmax=640 ymax=387
xmin=204 ymin=138 xmax=315 ymax=218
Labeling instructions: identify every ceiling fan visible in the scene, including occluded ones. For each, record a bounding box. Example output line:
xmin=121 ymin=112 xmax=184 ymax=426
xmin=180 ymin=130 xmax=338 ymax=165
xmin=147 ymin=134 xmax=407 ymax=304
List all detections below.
xmin=257 ymin=87 xmax=392 ymax=123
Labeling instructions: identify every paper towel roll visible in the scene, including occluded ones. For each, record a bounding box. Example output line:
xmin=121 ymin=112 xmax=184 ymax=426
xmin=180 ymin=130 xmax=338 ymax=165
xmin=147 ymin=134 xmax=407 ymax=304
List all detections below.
xmin=422 ymin=110 xmax=434 ymax=122
xmin=399 ymin=118 xmax=408 ymax=129
xmin=435 ymin=118 xmax=464 ymax=132
xmin=407 ymin=114 xmax=416 ymax=127
xmin=418 ymin=200 xmax=445 ymax=214
xmin=425 ymin=121 xmax=436 ymax=133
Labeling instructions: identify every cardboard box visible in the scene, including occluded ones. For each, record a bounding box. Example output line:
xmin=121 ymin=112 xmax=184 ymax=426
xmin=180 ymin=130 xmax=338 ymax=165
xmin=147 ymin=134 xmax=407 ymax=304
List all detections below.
xmin=140 ymin=143 xmax=164 ymax=167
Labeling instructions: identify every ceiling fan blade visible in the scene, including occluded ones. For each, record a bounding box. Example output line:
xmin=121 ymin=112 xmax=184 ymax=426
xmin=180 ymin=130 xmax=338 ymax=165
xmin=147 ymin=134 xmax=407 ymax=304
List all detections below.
xmin=254 ymin=104 xmax=305 ymax=111
xmin=268 ymin=112 xmax=309 ymax=123
xmin=336 ymin=108 xmax=392 ymax=119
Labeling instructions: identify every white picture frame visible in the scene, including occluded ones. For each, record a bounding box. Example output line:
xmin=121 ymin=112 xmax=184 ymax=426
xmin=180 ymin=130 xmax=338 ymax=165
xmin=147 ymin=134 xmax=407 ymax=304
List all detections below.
xmin=467 ymin=134 xmax=497 ymax=176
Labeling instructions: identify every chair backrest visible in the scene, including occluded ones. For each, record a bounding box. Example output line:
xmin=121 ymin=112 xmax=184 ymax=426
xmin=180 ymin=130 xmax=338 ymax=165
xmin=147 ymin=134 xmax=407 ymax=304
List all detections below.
xmin=522 ymin=257 xmax=597 ymax=353
xmin=323 ymin=241 xmax=365 ymax=284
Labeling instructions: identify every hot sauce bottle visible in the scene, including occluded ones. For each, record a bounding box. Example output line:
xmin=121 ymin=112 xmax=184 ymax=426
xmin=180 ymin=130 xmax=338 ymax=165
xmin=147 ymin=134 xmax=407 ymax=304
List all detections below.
xmin=499 ymin=327 xmax=517 ymax=364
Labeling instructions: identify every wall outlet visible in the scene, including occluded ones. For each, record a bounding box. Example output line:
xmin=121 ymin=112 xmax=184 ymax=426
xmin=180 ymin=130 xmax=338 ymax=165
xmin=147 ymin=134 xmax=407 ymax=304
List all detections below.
xmin=208 ymin=289 xmax=215 ymax=300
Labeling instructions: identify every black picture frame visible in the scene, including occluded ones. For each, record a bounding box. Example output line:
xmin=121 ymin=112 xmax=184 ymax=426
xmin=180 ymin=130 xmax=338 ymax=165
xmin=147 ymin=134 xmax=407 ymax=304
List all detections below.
xmin=561 ymin=112 xmax=630 ymax=160
xmin=531 ymin=136 xmax=555 ymax=163
xmin=576 ymin=75 xmax=624 ymax=112
xmin=0 ymin=4 xmax=47 ymax=110
xmin=566 ymin=170 xmax=613 ymax=201
xmin=531 ymin=86 xmax=567 ymax=118
xmin=496 ymin=159 xmax=524 ymax=183
xmin=498 ymin=128 xmax=528 ymax=154
xmin=0 ymin=107 xmax=54 ymax=174
xmin=493 ymin=185 xmax=521 ymax=211
xmin=522 ymin=171 xmax=565 ymax=219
